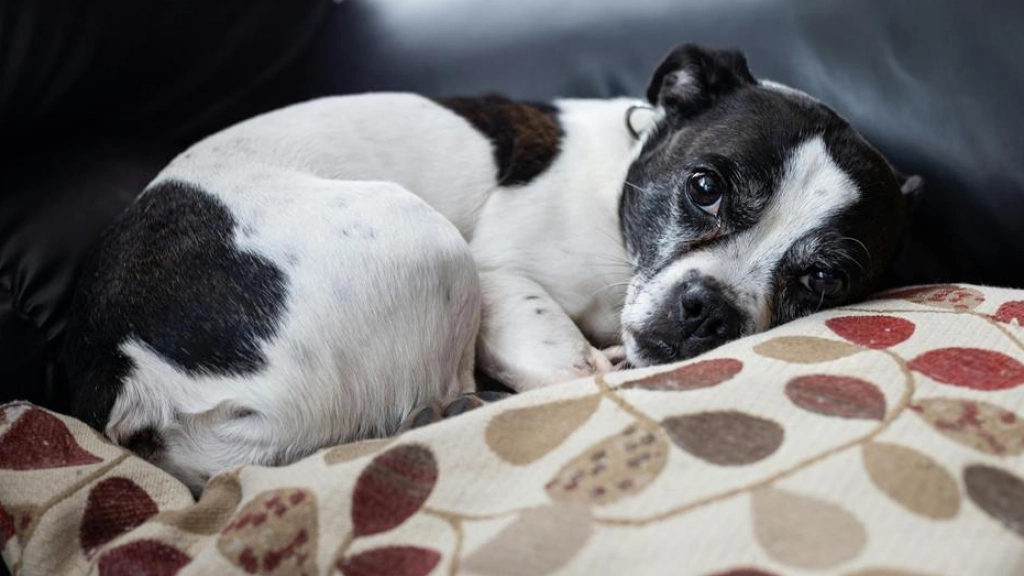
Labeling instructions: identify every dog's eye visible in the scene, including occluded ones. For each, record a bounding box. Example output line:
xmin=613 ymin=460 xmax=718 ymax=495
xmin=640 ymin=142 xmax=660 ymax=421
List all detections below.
xmin=686 ymin=170 xmax=723 ymax=216
xmin=800 ymin=269 xmax=845 ymax=297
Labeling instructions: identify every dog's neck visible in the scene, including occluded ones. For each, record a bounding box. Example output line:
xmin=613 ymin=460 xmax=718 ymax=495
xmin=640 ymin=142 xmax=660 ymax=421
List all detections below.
xmin=467 ymin=97 xmax=646 ymax=341
xmin=438 ymin=95 xmax=646 ymax=244
xmin=533 ymin=97 xmax=647 ymax=241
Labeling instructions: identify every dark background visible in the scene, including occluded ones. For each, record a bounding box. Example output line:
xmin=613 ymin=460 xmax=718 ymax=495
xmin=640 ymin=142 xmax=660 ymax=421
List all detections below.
xmin=1 ymin=0 xmax=1022 ymax=417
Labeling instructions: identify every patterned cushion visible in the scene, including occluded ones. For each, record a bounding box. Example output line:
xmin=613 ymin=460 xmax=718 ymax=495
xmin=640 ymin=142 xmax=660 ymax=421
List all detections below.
xmin=3 ymin=284 xmax=1024 ymax=575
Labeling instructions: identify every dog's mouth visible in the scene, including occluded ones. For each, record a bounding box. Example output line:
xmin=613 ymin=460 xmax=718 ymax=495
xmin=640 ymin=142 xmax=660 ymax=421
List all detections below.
xmin=622 ymin=323 xmax=738 ymax=368
xmin=622 ymin=329 xmax=670 ymax=368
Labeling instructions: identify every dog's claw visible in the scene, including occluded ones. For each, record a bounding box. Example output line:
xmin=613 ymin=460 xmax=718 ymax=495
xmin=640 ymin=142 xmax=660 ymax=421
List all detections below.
xmin=585 ymin=345 xmax=627 ymax=375
xmin=601 ymin=345 xmax=627 ymax=366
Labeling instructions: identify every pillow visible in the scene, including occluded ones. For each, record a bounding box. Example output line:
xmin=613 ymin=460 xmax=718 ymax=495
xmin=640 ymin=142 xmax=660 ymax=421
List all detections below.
xmin=3 ymin=284 xmax=1023 ymax=575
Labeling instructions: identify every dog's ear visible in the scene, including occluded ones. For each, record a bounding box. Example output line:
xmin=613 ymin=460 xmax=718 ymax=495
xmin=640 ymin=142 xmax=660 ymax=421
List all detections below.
xmin=646 ymin=44 xmax=756 ymax=118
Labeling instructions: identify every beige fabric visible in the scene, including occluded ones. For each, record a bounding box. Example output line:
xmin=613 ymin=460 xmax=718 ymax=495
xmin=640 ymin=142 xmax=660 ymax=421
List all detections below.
xmin=2 ymin=284 xmax=1024 ymax=575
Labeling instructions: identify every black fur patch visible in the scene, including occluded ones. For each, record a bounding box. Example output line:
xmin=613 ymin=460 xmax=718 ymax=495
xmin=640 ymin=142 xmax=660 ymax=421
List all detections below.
xmin=436 ymin=95 xmax=563 ymax=186
xmin=63 ymin=180 xmax=288 ymax=429
xmin=766 ymin=129 xmax=908 ymax=328
xmin=122 ymin=426 xmax=164 ymax=461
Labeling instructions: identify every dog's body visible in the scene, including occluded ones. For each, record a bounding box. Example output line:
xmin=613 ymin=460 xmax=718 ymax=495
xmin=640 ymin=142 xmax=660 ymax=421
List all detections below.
xmin=64 ymin=45 xmax=916 ymax=491
xmin=66 ymin=94 xmax=639 ymax=487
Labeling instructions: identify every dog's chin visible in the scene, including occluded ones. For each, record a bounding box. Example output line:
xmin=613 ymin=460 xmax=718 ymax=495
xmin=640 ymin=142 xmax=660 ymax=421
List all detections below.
xmin=622 ymin=332 xmax=654 ymax=368
xmin=623 ymin=329 xmax=733 ymax=368
xmin=622 ymin=331 xmax=681 ymax=368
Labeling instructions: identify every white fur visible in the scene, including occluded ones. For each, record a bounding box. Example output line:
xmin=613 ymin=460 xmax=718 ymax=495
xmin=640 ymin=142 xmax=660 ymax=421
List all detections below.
xmin=622 ymin=136 xmax=860 ymax=365
xmin=106 ymin=94 xmax=641 ymax=489
xmin=471 ymin=99 xmax=638 ymax=342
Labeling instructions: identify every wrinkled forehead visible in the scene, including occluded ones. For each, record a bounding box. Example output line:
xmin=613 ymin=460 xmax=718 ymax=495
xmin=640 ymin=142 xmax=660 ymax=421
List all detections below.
xmin=723 ymin=135 xmax=860 ymax=264
xmin=710 ymin=134 xmax=859 ymax=266
xmin=668 ymin=135 xmax=863 ymax=326
xmin=679 ymin=86 xmax=897 ymax=259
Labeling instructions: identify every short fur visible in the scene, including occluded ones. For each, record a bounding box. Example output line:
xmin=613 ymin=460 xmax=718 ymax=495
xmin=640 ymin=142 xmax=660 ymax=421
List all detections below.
xmin=63 ymin=44 xmax=915 ymax=491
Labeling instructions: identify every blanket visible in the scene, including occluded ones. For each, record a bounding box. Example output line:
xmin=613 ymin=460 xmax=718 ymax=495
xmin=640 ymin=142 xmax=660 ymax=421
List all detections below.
xmin=2 ymin=284 xmax=1024 ymax=575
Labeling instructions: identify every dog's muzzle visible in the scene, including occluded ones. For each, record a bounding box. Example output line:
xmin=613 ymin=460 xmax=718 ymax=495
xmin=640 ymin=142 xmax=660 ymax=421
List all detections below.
xmin=632 ymin=277 xmax=742 ymax=363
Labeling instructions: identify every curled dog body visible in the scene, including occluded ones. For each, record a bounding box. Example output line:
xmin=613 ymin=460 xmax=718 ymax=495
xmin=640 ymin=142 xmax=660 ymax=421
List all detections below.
xmin=63 ymin=45 xmax=917 ymax=491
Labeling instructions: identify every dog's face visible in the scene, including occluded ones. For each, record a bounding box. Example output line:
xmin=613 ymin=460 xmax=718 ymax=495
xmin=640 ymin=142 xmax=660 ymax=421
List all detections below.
xmin=620 ymin=44 xmax=919 ymax=367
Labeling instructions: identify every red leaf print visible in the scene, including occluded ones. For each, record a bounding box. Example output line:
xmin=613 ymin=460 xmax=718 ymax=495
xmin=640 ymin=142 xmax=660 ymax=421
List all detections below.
xmin=994 ymin=301 xmax=1024 ymax=326
xmin=881 ymin=285 xmax=950 ymax=300
xmin=912 ymin=398 xmax=1024 ymax=456
xmin=351 ymin=445 xmax=437 ymax=536
xmin=0 ymin=502 xmax=14 ymax=547
xmin=882 ymin=284 xmax=984 ymax=310
xmin=217 ymin=488 xmax=318 ymax=575
xmin=909 ymin=348 xmax=1024 ymax=391
xmin=81 ymin=478 xmax=159 ymax=557
xmin=825 ymin=315 xmax=915 ymax=349
xmin=98 ymin=540 xmax=191 ymax=576
xmin=0 ymin=407 xmax=101 ymax=469
xmin=338 ymin=546 xmax=441 ymax=576
xmin=785 ymin=375 xmax=886 ymax=420
xmin=621 ymin=358 xmax=743 ymax=391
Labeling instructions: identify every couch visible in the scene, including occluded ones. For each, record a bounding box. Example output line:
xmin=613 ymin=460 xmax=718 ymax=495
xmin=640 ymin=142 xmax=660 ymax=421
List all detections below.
xmin=2 ymin=1 xmax=1023 ymax=574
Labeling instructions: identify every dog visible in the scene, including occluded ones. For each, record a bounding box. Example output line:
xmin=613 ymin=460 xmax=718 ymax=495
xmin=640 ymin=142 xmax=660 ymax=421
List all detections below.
xmin=62 ymin=44 xmax=919 ymax=491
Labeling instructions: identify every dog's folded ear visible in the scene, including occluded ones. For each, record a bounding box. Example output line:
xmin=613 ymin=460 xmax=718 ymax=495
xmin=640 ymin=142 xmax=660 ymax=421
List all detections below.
xmin=646 ymin=44 xmax=756 ymax=118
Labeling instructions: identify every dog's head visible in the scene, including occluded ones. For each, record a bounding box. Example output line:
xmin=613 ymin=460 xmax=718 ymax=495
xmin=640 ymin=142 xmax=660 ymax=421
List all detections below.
xmin=620 ymin=44 xmax=920 ymax=366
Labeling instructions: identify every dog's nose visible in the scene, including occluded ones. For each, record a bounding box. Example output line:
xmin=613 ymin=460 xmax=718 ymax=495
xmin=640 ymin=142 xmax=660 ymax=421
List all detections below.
xmin=634 ymin=279 xmax=742 ymax=364
xmin=678 ymin=281 xmax=742 ymax=343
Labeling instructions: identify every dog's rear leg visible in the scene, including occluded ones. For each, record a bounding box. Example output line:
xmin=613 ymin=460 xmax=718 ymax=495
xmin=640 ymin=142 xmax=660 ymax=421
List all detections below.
xmin=455 ymin=300 xmax=480 ymax=394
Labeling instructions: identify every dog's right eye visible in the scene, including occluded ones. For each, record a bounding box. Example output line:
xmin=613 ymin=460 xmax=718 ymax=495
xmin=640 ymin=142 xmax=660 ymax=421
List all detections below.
xmin=800 ymin=269 xmax=846 ymax=298
xmin=686 ymin=170 xmax=724 ymax=216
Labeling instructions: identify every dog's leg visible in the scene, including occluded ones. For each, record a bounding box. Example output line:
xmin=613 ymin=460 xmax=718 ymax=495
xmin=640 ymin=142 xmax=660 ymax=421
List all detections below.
xmin=78 ymin=177 xmax=482 ymax=492
xmin=476 ymin=271 xmax=612 ymax=391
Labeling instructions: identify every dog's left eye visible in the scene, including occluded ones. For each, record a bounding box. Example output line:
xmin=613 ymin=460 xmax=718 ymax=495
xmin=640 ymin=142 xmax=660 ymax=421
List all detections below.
xmin=685 ymin=170 xmax=724 ymax=216
xmin=800 ymin=269 xmax=845 ymax=297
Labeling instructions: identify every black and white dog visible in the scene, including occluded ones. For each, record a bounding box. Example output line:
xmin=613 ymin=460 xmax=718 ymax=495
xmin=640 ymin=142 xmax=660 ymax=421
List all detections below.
xmin=64 ymin=45 xmax=918 ymax=490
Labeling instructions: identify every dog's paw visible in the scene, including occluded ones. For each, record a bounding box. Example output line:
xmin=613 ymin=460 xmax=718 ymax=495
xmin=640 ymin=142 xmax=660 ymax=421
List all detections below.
xmin=601 ymin=345 xmax=627 ymax=368
xmin=575 ymin=345 xmax=627 ymax=377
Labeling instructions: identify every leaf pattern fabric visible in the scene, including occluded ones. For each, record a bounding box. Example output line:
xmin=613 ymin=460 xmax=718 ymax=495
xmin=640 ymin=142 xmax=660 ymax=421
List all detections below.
xmin=2 ymin=284 xmax=1024 ymax=575
xmin=785 ymin=375 xmax=887 ymax=420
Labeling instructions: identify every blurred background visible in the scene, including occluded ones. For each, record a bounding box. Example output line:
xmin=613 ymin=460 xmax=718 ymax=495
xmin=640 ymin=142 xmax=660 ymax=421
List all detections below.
xmin=1 ymin=0 xmax=1022 ymax=411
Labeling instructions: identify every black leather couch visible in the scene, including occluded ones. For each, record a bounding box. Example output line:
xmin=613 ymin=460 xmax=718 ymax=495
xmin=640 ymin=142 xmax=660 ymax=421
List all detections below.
xmin=2 ymin=0 xmax=1023 ymax=413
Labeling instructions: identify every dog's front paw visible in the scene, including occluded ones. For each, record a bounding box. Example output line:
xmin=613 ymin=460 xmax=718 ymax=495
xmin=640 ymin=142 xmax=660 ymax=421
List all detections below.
xmin=574 ymin=345 xmax=626 ymax=377
xmin=601 ymin=345 xmax=628 ymax=369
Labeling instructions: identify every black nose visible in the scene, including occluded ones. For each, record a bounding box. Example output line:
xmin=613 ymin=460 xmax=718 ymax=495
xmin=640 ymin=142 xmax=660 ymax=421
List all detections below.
xmin=635 ymin=279 xmax=742 ymax=363
xmin=678 ymin=281 xmax=742 ymax=342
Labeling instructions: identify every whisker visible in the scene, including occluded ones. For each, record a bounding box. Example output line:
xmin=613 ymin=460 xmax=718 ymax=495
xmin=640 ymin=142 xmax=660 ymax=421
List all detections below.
xmin=587 ymin=281 xmax=633 ymax=300
xmin=834 ymin=250 xmax=867 ymax=274
xmin=624 ymin=180 xmax=654 ymax=195
xmin=838 ymin=236 xmax=873 ymax=271
xmin=594 ymin=227 xmax=626 ymax=248
xmin=557 ymin=248 xmax=633 ymax=269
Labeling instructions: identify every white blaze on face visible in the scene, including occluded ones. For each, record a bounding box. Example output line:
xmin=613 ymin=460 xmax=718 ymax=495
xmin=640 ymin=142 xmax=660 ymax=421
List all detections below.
xmin=622 ymin=136 xmax=861 ymax=351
